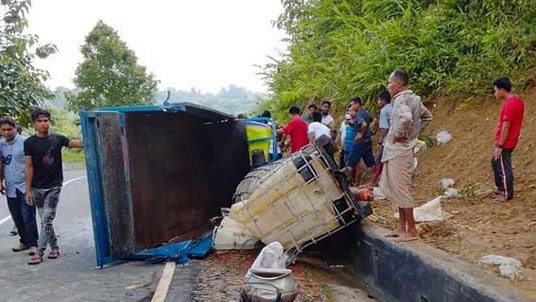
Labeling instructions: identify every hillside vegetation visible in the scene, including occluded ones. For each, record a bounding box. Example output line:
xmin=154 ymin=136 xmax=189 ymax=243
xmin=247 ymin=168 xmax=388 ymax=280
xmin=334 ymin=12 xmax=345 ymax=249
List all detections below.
xmin=262 ymin=0 xmax=536 ymax=120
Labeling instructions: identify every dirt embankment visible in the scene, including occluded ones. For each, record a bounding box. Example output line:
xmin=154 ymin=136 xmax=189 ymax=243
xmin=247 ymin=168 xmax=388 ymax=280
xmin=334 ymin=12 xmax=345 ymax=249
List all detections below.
xmin=372 ymin=89 xmax=536 ymax=289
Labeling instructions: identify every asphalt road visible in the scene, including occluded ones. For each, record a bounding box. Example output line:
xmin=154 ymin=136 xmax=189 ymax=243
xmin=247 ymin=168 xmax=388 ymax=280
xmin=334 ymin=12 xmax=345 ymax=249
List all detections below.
xmin=0 ymin=169 xmax=168 ymax=302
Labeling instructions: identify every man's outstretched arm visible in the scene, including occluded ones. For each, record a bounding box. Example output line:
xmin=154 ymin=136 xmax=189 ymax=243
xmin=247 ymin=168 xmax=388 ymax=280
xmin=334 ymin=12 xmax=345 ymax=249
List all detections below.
xmin=68 ymin=140 xmax=84 ymax=148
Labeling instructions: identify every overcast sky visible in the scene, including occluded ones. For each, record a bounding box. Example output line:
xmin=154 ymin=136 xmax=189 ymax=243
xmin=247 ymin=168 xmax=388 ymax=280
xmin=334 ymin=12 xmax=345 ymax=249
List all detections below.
xmin=27 ymin=0 xmax=287 ymax=93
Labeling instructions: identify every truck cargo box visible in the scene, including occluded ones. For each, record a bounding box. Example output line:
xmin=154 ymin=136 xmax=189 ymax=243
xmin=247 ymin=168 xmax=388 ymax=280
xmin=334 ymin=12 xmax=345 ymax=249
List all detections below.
xmin=81 ymin=103 xmax=251 ymax=266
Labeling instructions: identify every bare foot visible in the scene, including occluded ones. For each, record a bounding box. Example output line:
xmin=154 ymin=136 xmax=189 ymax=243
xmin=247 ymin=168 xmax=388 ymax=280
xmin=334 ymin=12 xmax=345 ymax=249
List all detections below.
xmin=491 ymin=196 xmax=511 ymax=204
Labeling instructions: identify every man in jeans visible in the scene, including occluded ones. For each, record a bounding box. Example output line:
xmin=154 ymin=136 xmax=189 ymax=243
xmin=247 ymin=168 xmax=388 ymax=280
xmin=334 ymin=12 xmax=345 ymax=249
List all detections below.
xmin=371 ymin=89 xmax=393 ymax=186
xmin=24 ymin=108 xmax=83 ymax=264
xmin=491 ymin=77 xmax=525 ymax=203
xmin=0 ymin=117 xmax=39 ymax=255
xmin=346 ymin=97 xmax=376 ymax=186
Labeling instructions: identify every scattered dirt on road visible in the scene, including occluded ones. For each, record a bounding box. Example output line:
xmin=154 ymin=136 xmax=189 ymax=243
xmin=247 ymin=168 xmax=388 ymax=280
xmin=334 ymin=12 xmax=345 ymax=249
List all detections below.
xmin=193 ymin=250 xmax=373 ymax=302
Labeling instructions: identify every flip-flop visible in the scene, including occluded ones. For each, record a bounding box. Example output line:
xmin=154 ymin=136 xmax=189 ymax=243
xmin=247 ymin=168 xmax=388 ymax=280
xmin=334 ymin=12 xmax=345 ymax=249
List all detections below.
xmin=48 ymin=249 xmax=60 ymax=259
xmin=28 ymin=247 xmax=37 ymax=256
xmin=28 ymin=254 xmax=43 ymax=265
xmin=12 ymin=244 xmax=30 ymax=252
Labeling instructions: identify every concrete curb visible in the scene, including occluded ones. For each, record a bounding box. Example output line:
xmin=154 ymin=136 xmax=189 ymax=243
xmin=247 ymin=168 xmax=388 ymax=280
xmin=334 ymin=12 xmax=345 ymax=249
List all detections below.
xmin=347 ymin=224 xmax=536 ymax=302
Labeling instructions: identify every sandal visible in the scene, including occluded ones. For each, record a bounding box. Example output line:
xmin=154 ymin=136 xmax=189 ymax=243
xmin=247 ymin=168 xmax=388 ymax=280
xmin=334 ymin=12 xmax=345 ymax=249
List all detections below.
xmin=12 ymin=243 xmax=30 ymax=252
xmin=48 ymin=248 xmax=60 ymax=259
xmin=28 ymin=254 xmax=43 ymax=265
xmin=28 ymin=247 xmax=38 ymax=256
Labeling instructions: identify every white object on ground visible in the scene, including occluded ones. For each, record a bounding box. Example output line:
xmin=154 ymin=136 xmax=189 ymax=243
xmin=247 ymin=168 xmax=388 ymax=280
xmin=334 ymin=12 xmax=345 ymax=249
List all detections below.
xmin=439 ymin=178 xmax=455 ymax=189
xmin=413 ymin=158 xmax=419 ymax=171
xmin=444 ymin=188 xmax=459 ymax=198
xmin=480 ymin=255 xmax=523 ymax=280
xmin=436 ymin=131 xmax=452 ymax=144
xmin=245 ymin=242 xmax=288 ymax=280
xmin=395 ymin=197 xmax=445 ymax=222
xmin=249 ymin=242 xmax=287 ymax=271
xmin=372 ymin=187 xmax=386 ymax=200
xmin=213 ymin=217 xmax=259 ymax=250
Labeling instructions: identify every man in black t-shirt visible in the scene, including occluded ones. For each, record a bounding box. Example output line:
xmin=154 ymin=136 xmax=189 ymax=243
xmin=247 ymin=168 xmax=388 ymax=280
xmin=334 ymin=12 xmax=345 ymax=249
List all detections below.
xmin=24 ymin=108 xmax=83 ymax=265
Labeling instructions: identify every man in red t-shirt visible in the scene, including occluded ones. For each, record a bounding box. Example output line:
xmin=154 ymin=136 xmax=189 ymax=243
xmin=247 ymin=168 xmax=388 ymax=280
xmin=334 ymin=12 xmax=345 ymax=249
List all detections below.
xmin=277 ymin=106 xmax=308 ymax=153
xmin=491 ymin=77 xmax=525 ymax=203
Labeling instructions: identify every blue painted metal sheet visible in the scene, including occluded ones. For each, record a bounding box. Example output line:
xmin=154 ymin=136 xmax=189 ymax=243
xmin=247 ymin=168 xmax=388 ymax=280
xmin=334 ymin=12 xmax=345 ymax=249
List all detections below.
xmin=186 ymin=232 xmax=213 ymax=259
xmin=127 ymin=240 xmax=193 ymax=264
xmin=90 ymin=102 xmax=235 ymax=121
xmin=80 ymin=112 xmax=113 ymax=267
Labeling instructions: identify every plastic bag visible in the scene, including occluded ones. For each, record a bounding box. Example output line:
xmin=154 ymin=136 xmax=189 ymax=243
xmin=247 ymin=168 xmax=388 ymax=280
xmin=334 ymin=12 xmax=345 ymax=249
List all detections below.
xmin=242 ymin=242 xmax=297 ymax=302
xmin=436 ymin=131 xmax=452 ymax=145
xmin=480 ymin=255 xmax=523 ymax=280
xmin=395 ymin=197 xmax=444 ymax=222
xmin=439 ymin=178 xmax=455 ymax=189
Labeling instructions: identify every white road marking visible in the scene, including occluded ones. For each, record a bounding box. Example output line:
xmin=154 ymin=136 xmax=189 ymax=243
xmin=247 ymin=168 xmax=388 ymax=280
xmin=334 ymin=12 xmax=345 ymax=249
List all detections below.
xmin=62 ymin=176 xmax=86 ymax=187
xmin=0 ymin=216 xmax=11 ymax=226
xmin=151 ymin=262 xmax=176 ymax=302
xmin=0 ymin=175 xmax=87 ymax=226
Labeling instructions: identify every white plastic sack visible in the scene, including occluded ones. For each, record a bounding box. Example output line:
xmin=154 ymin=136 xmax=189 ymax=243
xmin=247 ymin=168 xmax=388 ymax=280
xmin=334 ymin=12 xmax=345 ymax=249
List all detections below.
xmin=213 ymin=217 xmax=259 ymax=250
xmin=395 ymin=197 xmax=444 ymax=222
xmin=249 ymin=242 xmax=288 ymax=271
xmin=444 ymin=188 xmax=459 ymax=198
xmin=439 ymin=178 xmax=455 ymax=189
xmin=436 ymin=131 xmax=452 ymax=145
xmin=372 ymin=187 xmax=386 ymax=200
xmin=480 ymin=255 xmax=523 ymax=280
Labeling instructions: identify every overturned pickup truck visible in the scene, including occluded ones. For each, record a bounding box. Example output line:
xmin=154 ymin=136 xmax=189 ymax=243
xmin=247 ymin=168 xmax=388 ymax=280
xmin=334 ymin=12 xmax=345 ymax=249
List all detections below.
xmin=81 ymin=103 xmax=371 ymax=266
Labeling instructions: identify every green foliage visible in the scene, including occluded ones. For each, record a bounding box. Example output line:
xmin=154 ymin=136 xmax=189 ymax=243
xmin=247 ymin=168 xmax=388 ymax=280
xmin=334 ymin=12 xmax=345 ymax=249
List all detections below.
xmin=418 ymin=133 xmax=435 ymax=148
xmin=68 ymin=20 xmax=158 ymax=111
xmin=0 ymin=0 xmax=57 ymax=120
xmin=263 ymin=0 xmax=536 ymax=118
xmin=62 ymin=149 xmax=85 ymax=163
xmin=459 ymin=179 xmax=477 ymax=198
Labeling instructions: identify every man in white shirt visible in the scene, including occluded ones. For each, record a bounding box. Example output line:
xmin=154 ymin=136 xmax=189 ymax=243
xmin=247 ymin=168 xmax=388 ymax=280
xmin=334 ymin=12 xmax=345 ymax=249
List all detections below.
xmin=308 ymin=111 xmax=334 ymax=160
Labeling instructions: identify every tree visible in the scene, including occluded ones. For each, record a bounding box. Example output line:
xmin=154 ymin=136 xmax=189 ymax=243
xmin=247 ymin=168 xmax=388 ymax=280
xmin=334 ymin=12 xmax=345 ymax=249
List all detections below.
xmin=263 ymin=0 xmax=536 ymax=121
xmin=0 ymin=0 xmax=57 ymax=120
xmin=68 ymin=21 xmax=158 ymax=111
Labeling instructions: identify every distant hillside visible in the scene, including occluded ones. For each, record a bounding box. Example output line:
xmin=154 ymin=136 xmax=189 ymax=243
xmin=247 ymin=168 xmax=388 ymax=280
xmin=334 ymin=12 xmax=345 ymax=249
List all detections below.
xmin=47 ymin=85 xmax=265 ymax=115
xmin=156 ymin=85 xmax=266 ymax=115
